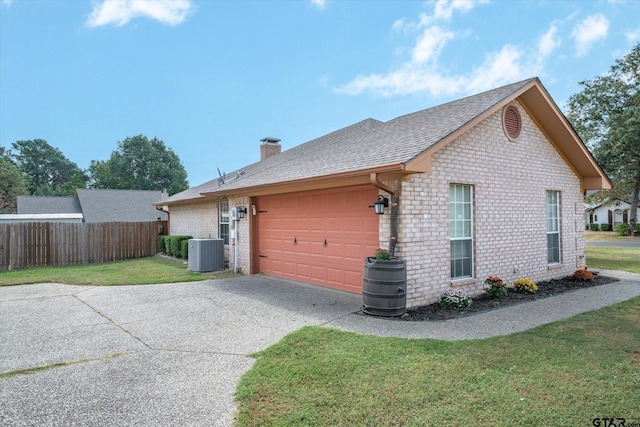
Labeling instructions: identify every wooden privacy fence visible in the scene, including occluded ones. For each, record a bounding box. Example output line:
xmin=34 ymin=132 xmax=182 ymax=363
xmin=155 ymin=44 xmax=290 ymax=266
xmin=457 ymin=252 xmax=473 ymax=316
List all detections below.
xmin=0 ymin=221 xmax=167 ymax=271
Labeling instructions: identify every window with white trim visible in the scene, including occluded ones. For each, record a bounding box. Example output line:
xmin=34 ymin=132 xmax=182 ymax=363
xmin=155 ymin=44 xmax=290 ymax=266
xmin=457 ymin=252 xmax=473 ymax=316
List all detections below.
xmin=450 ymin=184 xmax=473 ymax=279
xmin=546 ymin=191 xmax=560 ymax=264
xmin=219 ymin=201 xmax=229 ymax=244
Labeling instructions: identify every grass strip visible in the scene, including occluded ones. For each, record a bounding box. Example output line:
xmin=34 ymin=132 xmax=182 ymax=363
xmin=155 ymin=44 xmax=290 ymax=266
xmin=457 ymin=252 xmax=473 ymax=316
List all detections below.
xmin=235 ymin=297 xmax=640 ymax=426
xmin=0 ymin=255 xmax=240 ymax=286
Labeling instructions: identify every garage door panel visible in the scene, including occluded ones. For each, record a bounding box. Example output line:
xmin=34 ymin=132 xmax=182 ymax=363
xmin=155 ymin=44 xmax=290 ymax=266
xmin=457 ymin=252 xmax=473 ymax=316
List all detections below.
xmin=282 ymin=260 xmax=297 ymax=276
xmin=282 ymin=218 xmax=296 ymax=231
xmin=311 ymin=266 xmax=326 ymax=281
xmin=326 ymin=218 xmax=344 ymax=232
xmin=311 ymin=218 xmax=326 ymax=231
xmin=343 ymin=270 xmax=363 ymax=292
xmin=296 ymin=218 xmax=310 ymax=231
xmin=257 ymin=185 xmax=379 ymax=293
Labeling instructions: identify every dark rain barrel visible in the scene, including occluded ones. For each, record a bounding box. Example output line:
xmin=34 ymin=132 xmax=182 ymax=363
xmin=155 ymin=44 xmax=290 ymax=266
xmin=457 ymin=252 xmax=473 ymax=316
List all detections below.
xmin=362 ymin=257 xmax=406 ymax=317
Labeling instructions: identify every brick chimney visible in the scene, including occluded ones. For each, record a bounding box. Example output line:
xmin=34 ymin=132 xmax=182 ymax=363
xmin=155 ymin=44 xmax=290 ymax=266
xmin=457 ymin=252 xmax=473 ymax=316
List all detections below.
xmin=260 ymin=137 xmax=281 ymax=160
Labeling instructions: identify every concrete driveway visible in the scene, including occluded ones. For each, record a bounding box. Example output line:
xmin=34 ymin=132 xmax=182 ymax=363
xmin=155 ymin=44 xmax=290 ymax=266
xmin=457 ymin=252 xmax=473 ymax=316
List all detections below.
xmin=0 ymin=276 xmax=362 ymax=427
xmin=2 ymin=271 xmax=640 ymax=426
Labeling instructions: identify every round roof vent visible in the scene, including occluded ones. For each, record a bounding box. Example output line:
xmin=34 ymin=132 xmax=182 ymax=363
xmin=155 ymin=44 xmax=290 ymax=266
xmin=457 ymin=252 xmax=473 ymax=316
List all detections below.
xmin=502 ymin=105 xmax=522 ymax=141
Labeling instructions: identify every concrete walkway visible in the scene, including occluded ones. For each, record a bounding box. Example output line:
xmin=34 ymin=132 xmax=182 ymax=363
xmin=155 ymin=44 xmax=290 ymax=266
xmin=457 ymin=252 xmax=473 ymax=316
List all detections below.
xmin=1 ymin=269 xmax=639 ymax=426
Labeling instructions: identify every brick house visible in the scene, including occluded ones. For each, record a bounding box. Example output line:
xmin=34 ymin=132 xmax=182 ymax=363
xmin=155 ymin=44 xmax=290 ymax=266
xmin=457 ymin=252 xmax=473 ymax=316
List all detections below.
xmin=157 ymin=78 xmax=610 ymax=308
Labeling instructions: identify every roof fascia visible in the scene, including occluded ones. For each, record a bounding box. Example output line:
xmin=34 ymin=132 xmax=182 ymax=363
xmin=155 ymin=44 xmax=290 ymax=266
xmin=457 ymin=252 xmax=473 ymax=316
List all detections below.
xmin=516 ymin=81 xmax=612 ymax=191
xmin=199 ymin=164 xmax=406 ymax=198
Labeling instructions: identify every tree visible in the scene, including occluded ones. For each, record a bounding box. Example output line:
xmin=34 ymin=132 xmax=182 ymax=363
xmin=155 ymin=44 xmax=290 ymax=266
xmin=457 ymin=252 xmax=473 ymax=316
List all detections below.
xmin=89 ymin=135 xmax=188 ymax=195
xmin=0 ymin=156 xmax=29 ymax=213
xmin=567 ymin=43 xmax=640 ymax=225
xmin=9 ymin=139 xmax=88 ymax=196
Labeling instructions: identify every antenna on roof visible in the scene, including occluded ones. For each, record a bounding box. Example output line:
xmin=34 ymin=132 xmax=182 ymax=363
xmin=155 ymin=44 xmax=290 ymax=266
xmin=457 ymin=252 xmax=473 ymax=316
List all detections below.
xmin=217 ymin=167 xmax=225 ymax=186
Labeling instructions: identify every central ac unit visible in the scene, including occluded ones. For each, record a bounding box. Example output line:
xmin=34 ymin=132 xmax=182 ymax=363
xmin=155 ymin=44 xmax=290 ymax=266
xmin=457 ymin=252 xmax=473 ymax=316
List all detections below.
xmin=188 ymin=238 xmax=224 ymax=272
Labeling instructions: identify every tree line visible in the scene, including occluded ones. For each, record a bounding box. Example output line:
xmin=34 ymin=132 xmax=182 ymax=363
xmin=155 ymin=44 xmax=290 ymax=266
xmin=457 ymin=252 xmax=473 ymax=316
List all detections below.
xmin=0 ymin=135 xmax=189 ymax=213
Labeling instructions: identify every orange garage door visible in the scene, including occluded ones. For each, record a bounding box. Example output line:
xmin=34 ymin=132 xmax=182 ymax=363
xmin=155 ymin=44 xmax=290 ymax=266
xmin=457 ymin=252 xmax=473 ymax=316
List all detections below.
xmin=256 ymin=186 xmax=380 ymax=293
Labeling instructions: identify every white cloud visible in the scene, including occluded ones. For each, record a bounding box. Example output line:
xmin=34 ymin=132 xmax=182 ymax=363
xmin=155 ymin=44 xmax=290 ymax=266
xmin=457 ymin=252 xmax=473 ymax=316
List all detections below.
xmin=337 ymin=43 xmax=537 ymax=98
xmin=336 ymin=65 xmax=466 ymax=97
xmin=571 ymin=13 xmax=609 ymax=57
xmin=411 ymin=26 xmax=455 ymax=64
xmin=335 ymin=0 xmax=536 ymax=98
xmin=465 ymin=45 xmax=526 ymax=93
xmin=432 ymin=0 xmax=484 ymax=22
xmin=538 ymin=24 xmax=560 ymax=57
xmin=626 ymin=27 xmax=640 ymax=43
xmin=86 ymin=0 xmax=194 ymax=27
xmin=310 ymin=0 xmax=326 ymax=10
xmin=2 ymin=0 xmax=14 ymax=7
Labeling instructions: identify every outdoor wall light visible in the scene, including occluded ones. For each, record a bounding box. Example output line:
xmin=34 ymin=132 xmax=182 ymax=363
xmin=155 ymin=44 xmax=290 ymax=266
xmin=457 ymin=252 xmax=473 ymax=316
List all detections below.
xmin=373 ymin=195 xmax=389 ymax=215
xmin=232 ymin=206 xmax=247 ymax=220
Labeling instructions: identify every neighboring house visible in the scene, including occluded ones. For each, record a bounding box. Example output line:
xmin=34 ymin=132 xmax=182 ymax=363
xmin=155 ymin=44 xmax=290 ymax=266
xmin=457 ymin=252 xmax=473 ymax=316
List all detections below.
xmin=0 ymin=196 xmax=83 ymax=223
xmin=585 ymin=198 xmax=640 ymax=230
xmin=18 ymin=195 xmax=82 ymax=215
xmin=157 ymin=78 xmax=610 ymax=308
xmin=75 ymin=189 xmax=168 ymax=223
xmin=0 ymin=189 xmax=168 ymax=224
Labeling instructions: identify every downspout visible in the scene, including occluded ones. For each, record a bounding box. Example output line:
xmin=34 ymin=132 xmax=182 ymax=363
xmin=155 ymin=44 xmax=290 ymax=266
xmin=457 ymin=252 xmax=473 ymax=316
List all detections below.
xmin=233 ymin=215 xmax=239 ymax=273
xmin=370 ymin=173 xmax=399 ymax=256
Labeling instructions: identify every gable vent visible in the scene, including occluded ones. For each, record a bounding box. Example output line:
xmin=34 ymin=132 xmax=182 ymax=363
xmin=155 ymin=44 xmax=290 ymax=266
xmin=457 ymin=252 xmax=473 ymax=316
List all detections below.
xmin=502 ymin=105 xmax=522 ymax=141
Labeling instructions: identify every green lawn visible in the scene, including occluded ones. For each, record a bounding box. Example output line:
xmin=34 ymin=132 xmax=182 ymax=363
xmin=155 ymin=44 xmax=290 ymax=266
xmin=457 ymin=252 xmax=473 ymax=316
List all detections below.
xmin=0 ymin=255 xmax=239 ymax=286
xmin=586 ymin=246 xmax=640 ymax=274
xmin=234 ymin=243 xmax=640 ymax=425
xmin=235 ymin=297 xmax=640 ymax=426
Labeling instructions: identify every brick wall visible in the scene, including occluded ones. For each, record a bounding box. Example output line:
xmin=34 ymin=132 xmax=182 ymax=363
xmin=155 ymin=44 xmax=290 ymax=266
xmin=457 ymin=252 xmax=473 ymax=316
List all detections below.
xmin=397 ymin=102 xmax=586 ymax=307
xmin=169 ymin=202 xmax=219 ymax=238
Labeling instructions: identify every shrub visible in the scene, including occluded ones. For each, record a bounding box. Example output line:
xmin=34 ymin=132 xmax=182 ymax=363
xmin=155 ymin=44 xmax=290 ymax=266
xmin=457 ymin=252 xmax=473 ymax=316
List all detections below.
xmin=513 ymin=278 xmax=538 ymax=294
xmin=166 ymin=235 xmax=192 ymax=258
xmin=374 ymin=248 xmax=391 ymax=260
xmin=589 ymin=223 xmax=599 ymax=231
xmin=180 ymin=239 xmax=189 ymax=259
xmin=157 ymin=236 xmax=166 ymax=253
xmin=439 ymin=289 xmax=472 ymax=309
xmin=600 ymin=223 xmax=611 ymax=232
xmin=484 ymin=275 xmax=508 ymax=297
xmin=573 ymin=269 xmax=594 ymax=281
xmin=614 ymin=223 xmax=630 ymax=236
xmin=159 ymin=236 xmax=171 ymax=254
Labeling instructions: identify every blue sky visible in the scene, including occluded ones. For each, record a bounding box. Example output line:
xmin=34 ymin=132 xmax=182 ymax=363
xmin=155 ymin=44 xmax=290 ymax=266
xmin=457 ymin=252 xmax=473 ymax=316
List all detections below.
xmin=1 ymin=0 xmax=639 ymax=190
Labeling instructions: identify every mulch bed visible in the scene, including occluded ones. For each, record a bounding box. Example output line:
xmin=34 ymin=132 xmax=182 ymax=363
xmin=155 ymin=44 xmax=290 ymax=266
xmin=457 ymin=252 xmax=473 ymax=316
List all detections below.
xmin=399 ymin=273 xmax=620 ymax=321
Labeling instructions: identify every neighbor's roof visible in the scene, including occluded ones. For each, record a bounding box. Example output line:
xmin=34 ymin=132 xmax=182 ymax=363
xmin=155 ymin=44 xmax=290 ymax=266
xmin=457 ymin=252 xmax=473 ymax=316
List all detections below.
xmin=76 ymin=189 xmax=167 ymax=223
xmin=161 ymin=77 xmax=610 ymax=205
xmin=17 ymin=196 xmax=82 ymax=214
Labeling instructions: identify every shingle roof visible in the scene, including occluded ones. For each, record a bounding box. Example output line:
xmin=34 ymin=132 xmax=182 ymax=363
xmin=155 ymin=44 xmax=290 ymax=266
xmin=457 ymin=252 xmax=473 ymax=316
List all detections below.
xmin=163 ymin=77 xmax=606 ymax=204
xmin=161 ymin=117 xmax=384 ymax=204
xmin=17 ymin=196 xmax=82 ymax=214
xmin=76 ymin=189 xmax=167 ymax=223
